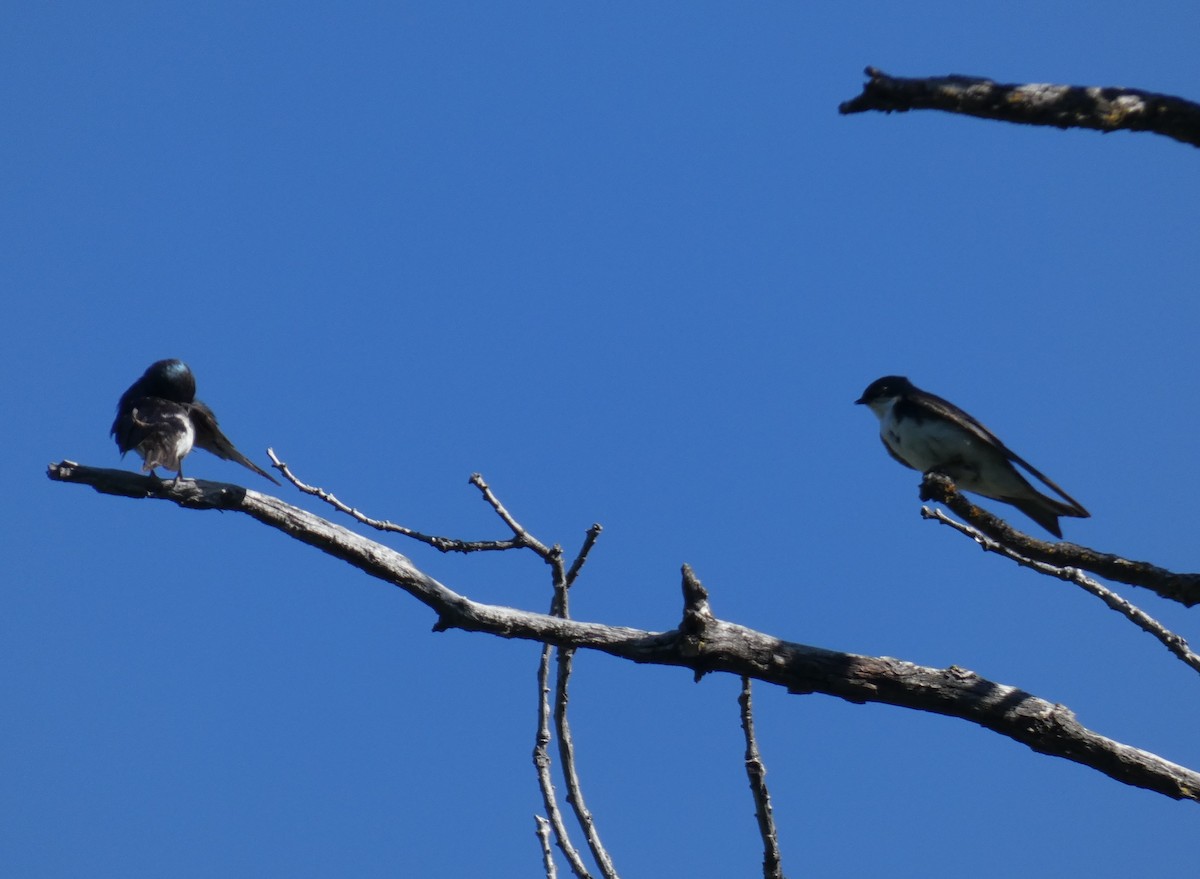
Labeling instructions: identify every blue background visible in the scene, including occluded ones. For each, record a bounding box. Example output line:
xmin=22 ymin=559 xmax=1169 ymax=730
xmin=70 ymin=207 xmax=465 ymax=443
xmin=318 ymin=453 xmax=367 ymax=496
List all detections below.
xmin=7 ymin=2 xmax=1200 ymax=875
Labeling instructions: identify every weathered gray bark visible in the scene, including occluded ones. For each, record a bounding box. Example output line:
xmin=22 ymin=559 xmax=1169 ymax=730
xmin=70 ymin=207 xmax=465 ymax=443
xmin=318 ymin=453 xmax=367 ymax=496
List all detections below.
xmin=47 ymin=461 xmax=1200 ymax=803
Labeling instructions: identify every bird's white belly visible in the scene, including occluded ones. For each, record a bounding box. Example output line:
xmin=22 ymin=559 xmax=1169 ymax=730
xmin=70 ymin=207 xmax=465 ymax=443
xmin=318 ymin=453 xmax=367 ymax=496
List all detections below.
xmin=884 ymin=415 xmax=968 ymax=471
xmin=882 ymin=412 xmax=1031 ymax=499
xmin=174 ymin=418 xmax=196 ymax=464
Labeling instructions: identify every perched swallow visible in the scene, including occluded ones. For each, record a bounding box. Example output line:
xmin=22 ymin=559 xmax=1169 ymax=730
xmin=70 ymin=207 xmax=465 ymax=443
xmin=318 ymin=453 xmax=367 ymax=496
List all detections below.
xmin=111 ymin=359 xmax=280 ymax=485
xmin=855 ymin=375 xmax=1088 ymax=537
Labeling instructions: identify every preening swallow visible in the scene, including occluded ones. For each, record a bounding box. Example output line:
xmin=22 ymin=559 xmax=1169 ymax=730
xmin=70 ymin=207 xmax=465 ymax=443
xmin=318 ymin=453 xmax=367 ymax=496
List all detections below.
xmin=855 ymin=375 xmax=1088 ymax=537
xmin=111 ymin=359 xmax=280 ymax=485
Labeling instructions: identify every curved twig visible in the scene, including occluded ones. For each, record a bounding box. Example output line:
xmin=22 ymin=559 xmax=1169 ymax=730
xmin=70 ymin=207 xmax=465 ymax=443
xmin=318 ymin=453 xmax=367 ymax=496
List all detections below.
xmin=554 ymin=642 xmax=616 ymax=879
xmin=268 ymin=449 xmax=523 ymax=553
xmin=534 ymin=643 xmax=593 ymax=879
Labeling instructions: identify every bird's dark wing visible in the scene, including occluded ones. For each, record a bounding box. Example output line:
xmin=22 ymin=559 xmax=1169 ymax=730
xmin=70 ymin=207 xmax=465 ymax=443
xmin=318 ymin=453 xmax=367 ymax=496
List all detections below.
xmin=880 ymin=436 xmax=917 ymax=471
xmin=112 ymin=394 xmax=179 ymax=454
xmin=112 ymin=383 xmax=151 ymax=452
xmin=911 ymin=389 xmax=1089 ymax=517
xmin=111 ymin=406 xmax=135 ymax=454
xmin=188 ymin=400 xmax=280 ymax=485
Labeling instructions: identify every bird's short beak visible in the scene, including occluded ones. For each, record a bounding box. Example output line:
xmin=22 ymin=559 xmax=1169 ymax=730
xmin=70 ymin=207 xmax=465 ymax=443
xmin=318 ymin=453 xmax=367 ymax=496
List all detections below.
xmin=854 ymin=396 xmax=867 ymax=405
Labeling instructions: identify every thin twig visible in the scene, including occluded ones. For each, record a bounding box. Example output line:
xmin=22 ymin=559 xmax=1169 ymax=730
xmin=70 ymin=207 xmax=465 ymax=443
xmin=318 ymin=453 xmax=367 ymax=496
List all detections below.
xmin=534 ymin=643 xmax=593 ymax=879
xmin=535 ymin=816 xmax=558 ymax=879
xmin=739 ymin=677 xmax=784 ymax=879
xmin=923 ymin=507 xmax=1200 ymax=676
xmin=267 ymin=450 xmax=522 ymax=553
xmin=555 ymin=644 xmax=617 ymax=879
xmin=565 ymin=525 xmax=603 ymax=588
xmin=469 ymin=472 xmax=551 ymax=557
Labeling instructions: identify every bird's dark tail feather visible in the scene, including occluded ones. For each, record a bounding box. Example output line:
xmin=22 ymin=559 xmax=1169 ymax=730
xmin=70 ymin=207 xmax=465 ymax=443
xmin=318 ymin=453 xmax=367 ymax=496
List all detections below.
xmin=188 ymin=400 xmax=281 ymax=485
xmin=1009 ymin=495 xmax=1088 ymax=539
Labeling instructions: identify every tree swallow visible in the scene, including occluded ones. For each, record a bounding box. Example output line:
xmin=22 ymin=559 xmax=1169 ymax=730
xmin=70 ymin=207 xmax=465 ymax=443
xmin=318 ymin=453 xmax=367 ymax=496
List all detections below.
xmin=855 ymin=375 xmax=1088 ymax=537
xmin=111 ymin=359 xmax=280 ymax=485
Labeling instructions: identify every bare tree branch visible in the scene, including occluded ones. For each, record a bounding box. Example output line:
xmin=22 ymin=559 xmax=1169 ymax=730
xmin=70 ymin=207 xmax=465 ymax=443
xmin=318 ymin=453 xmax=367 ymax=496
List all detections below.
xmin=274 ymin=448 xmax=615 ymax=874
xmin=919 ymin=473 xmax=1200 ymax=607
xmin=47 ymin=461 xmax=1200 ymax=803
xmin=839 ymin=67 xmax=1200 ymax=149
xmin=544 ymin=522 xmax=616 ymax=878
xmin=495 ymin=493 xmax=614 ymax=876
xmin=448 ymin=469 xmax=615 ymax=875
xmin=534 ymin=642 xmax=593 ymax=879
xmin=924 ymin=506 xmax=1200 ymax=676
xmin=739 ymin=677 xmax=784 ymax=879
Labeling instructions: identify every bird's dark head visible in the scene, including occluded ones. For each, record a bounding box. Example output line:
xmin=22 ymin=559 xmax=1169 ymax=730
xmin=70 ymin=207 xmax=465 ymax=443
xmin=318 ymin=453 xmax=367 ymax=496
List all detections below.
xmin=130 ymin=359 xmax=196 ymax=404
xmin=855 ymin=375 xmax=913 ymax=406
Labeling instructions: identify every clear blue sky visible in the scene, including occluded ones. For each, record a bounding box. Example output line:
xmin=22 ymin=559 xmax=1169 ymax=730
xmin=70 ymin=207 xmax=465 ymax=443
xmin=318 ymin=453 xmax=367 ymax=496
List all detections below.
xmin=7 ymin=2 xmax=1200 ymax=876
